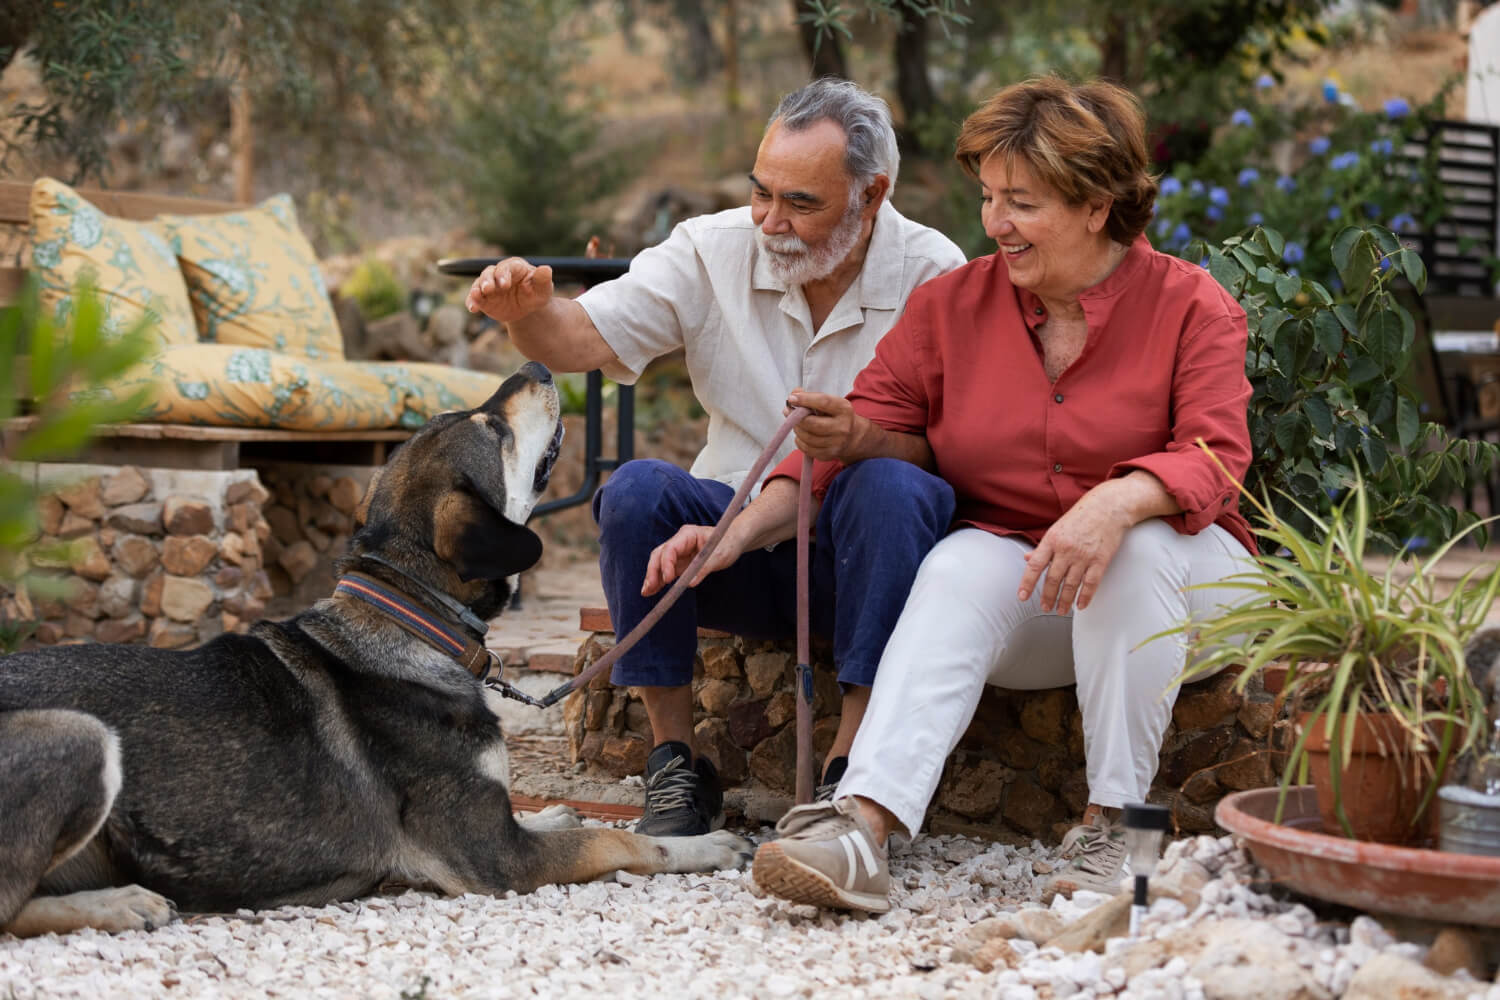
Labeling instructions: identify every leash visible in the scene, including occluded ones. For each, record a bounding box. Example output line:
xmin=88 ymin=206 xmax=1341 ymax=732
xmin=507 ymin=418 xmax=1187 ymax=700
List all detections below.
xmin=534 ymin=406 xmax=821 ymax=805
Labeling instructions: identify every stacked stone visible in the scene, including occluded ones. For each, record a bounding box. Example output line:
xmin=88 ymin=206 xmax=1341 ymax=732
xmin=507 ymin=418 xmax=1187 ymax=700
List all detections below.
xmin=255 ymin=466 xmax=373 ymax=605
xmin=567 ymin=630 xmax=1283 ymax=841
xmin=2 ymin=465 xmax=274 ymax=649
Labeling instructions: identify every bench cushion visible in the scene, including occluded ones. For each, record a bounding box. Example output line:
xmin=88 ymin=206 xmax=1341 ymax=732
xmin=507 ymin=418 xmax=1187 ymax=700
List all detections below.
xmin=85 ymin=346 xmax=507 ymax=431
xmin=29 ymin=178 xmax=199 ymax=349
xmin=158 ymin=194 xmax=345 ymax=361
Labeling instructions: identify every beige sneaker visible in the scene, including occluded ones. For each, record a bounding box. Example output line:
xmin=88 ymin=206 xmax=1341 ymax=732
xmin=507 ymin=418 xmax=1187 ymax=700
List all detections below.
xmin=752 ymin=798 xmax=890 ymax=913
xmin=1040 ymin=815 xmax=1130 ymax=900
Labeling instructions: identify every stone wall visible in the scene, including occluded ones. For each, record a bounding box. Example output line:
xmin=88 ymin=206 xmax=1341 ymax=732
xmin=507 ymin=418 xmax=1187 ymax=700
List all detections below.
xmin=2 ymin=463 xmax=274 ymax=649
xmin=2 ymin=461 xmax=378 ymax=648
xmin=565 ymin=631 xmax=1284 ymax=841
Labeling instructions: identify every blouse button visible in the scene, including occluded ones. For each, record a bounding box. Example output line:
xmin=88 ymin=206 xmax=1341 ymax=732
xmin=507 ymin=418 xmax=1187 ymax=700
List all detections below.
xmin=1034 ymin=307 xmax=1045 ymax=316
xmin=1054 ymin=393 xmax=1064 ymax=403
xmin=1053 ymin=462 xmax=1063 ymax=473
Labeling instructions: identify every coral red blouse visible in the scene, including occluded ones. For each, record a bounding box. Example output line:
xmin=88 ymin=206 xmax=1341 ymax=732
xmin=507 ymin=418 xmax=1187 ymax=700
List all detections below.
xmin=769 ymin=236 xmax=1256 ymax=555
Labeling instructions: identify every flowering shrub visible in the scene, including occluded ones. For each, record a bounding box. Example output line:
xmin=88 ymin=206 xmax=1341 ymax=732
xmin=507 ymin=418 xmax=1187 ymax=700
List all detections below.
xmin=1188 ymin=223 xmax=1497 ymax=553
xmin=1153 ymin=75 xmax=1451 ymax=288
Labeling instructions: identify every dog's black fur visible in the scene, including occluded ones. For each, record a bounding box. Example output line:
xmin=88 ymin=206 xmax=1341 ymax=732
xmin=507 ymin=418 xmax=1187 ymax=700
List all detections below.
xmin=0 ymin=362 xmax=749 ymax=937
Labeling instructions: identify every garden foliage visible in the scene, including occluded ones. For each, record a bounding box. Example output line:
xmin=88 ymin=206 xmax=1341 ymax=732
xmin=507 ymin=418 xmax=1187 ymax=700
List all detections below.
xmin=1154 ymin=75 xmax=1452 ymax=289
xmin=1189 ymin=223 xmax=1497 ymax=553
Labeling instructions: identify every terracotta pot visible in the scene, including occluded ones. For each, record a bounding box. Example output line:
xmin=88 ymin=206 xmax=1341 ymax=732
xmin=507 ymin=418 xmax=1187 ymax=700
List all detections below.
xmin=1299 ymin=711 xmax=1458 ymax=845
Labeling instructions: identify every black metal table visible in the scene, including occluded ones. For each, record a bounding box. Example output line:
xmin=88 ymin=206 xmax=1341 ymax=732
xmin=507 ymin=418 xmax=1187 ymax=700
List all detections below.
xmin=436 ymin=256 xmax=635 ymax=518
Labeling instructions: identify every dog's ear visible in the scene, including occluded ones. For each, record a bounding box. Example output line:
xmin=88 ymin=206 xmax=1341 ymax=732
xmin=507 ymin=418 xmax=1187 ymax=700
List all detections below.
xmin=433 ymin=490 xmax=543 ymax=581
xmin=354 ymin=468 xmax=383 ymax=529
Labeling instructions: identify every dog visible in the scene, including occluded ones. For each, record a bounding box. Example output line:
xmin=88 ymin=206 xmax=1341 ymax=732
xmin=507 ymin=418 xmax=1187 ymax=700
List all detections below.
xmin=0 ymin=361 xmax=751 ymax=938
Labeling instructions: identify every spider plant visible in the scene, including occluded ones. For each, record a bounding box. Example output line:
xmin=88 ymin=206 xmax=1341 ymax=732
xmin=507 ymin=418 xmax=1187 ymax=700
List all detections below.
xmin=1164 ymin=448 xmax=1500 ymax=838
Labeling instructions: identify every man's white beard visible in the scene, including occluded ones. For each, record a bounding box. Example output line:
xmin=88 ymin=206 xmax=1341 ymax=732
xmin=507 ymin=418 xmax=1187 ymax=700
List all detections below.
xmin=756 ymin=191 xmax=866 ymax=286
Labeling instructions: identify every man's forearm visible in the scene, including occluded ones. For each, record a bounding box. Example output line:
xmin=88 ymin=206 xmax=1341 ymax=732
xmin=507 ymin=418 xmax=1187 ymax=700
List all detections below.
xmin=505 ymin=300 xmax=626 ymax=377
xmin=728 ymin=478 xmax=810 ymax=552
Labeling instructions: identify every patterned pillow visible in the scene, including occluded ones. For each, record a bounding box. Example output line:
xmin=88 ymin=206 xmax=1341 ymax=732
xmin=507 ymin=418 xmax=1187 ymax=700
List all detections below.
xmin=28 ymin=178 xmax=199 ymax=349
xmin=85 ymin=345 xmax=400 ymax=430
xmin=355 ymin=362 xmax=505 ymax=428
xmin=158 ymin=194 xmax=345 ymax=361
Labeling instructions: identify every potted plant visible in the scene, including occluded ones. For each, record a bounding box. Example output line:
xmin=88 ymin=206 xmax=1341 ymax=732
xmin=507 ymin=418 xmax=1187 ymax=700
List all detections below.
xmin=1169 ymin=463 xmax=1500 ymax=843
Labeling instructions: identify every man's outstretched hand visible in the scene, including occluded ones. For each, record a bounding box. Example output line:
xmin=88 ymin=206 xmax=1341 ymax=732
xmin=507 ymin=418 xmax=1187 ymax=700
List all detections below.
xmin=465 ymin=258 xmax=554 ymax=323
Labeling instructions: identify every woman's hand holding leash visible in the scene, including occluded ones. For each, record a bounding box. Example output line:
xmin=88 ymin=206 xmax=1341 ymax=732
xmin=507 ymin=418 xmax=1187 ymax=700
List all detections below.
xmin=786 ymin=390 xmax=862 ymax=461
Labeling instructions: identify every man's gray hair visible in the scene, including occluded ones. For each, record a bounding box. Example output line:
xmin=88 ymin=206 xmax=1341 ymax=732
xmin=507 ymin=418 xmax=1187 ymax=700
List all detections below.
xmin=768 ymin=78 xmax=899 ymax=193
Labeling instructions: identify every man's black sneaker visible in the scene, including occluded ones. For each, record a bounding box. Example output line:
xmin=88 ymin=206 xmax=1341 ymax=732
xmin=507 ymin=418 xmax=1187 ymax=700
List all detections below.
xmin=634 ymin=740 xmax=725 ymax=837
xmin=815 ymin=755 xmax=849 ymax=802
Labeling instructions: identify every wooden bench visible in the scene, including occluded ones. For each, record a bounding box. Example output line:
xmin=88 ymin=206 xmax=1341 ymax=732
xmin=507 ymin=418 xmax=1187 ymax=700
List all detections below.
xmin=0 ymin=180 xmax=412 ymax=470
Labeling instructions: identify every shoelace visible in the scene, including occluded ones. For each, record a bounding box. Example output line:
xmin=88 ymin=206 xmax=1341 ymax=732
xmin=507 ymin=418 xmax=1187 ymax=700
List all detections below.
xmin=814 ymin=780 xmax=838 ymax=803
xmin=643 ymin=757 xmax=698 ymax=814
xmin=776 ymin=800 xmax=858 ymax=840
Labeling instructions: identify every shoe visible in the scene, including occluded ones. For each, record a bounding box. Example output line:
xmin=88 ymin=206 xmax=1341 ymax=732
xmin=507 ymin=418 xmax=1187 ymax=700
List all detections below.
xmin=815 ymin=756 xmax=848 ymax=803
xmin=752 ymin=797 xmax=890 ymax=912
xmin=634 ymin=741 xmax=724 ymax=837
xmin=1040 ymin=814 xmax=1130 ymax=899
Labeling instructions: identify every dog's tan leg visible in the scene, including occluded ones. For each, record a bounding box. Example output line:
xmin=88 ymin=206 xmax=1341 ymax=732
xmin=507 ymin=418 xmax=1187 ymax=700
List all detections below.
xmin=3 ymin=886 xmax=176 ymax=937
xmin=0 ymin=710 xmax=122 ymax=930
xmin=515 ymin=803 xmax=582 ymax=833
xmin=506 ymin=828 xmax=752 ymax=893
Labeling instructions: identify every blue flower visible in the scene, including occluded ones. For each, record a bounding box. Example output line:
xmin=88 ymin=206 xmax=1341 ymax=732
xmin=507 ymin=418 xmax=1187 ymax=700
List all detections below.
xmin=1231 ymin=108 xmax=1254 ymax=127
xmin=1309 ymin=136 xmax=1331 ymax=155
xmin=1330 ymin=151 xmax=1360 ymax=170
xmin=1327 ymin=206 xmax=1342 ymax=220
xmin=1206 ymin=204 xmax=1224 ymax=222
xmin=1284 ymin=242 xmax=1305 ymax=264
xmin=1322 ymin=79 xmax=1340 ymax=102
xmin=1402 ymin=535 xmax=1429 ymax=553
xmin=1287 ymin=267 xmax=1299 ymax=277
xmin=1248 ymin=211 xmax=1264 ymax=225
xmin=1330 ymin=276 xmax=1343 ymax=292
xmin=1172 ymin=222 xmax=1192 ymax=244
xmin=1189 ymin=179 xmax=1205 ymax=197
xmin=1379 ymin=256 xmax=1392 ymax=271
xmin=1160 ymin=176 xmax=1183 ymax=196
xmin=1209 ymin=186 xmax=1229 ymax=206
xmin=1369 ymin=138 xmax=1394 ymax=156
xmin=1385 ymin=97 xmax=1410 ymax=119
xmin=1155 ymin=217 xmax=1173 ymax=237
xmin=1200 ymin=257 xmax=1210 ymax=268
xmin=1256 ymin=73 xmax=1276 ymax=89
xmin=1364 ymin=203 xmax=1382 ymax=218
xmin=1237 ymin=167 xmax=1260 ymax=187
xmin=1389 ymin=212 xmax=1416 ymax=233
xmin=1275 ymin=174 xmax=1296 ymax=192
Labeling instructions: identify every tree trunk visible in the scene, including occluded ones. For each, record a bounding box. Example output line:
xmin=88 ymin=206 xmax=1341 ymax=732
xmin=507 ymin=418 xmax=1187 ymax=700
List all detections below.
xmin=724 ymin=0 xmax=741 ymax=113
xmin=673 ymin=0 xmax=723 ymax=83
xmin=893 ymin=5 xmax=936 ymax=141
xmin=792 ymin=0 xmax=848 ymax=80
xmin=1098 ymin=12 xmax=1130 ymax=85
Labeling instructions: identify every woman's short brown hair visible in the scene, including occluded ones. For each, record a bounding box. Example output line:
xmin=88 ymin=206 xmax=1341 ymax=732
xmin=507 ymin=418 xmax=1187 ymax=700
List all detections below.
xmin=955 ymin=76 xmax=1158 ymax=245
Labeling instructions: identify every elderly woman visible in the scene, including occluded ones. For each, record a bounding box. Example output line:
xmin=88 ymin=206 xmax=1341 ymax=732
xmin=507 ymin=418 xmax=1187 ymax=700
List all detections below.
xmin=644 ymin=76 xmax=1255 ymax=913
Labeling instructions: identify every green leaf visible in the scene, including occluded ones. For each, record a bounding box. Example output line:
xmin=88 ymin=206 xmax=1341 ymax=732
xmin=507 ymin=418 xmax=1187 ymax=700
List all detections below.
xmin=1396 ymin=396 xmax=1420 ymax=450
xmin=1399 ymin=249 xmax=1427 ymax=293
xmin=1314 ymin=311 xmax=1345 ymax=357
xmin=1331 ymin=227 xmax=1363 ymax=277
xmin=1275 ymin=273 xmax=1302 ymax=302
xmin=1305 ymin=396 xmax=1334 ymax=438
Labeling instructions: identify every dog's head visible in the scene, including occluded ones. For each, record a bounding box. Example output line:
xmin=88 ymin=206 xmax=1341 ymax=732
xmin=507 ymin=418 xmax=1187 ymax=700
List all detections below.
xmin=346 ymin=362 xmax=563 ymax=614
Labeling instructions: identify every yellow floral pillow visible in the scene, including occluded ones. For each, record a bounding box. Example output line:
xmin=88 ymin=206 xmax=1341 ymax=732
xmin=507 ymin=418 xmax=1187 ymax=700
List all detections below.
xmin=86 ymin=345 xmax=400 ymax=430
xmin=29 ymin=178 xmax=199 ymax=349
xmin=158 ymin=195 xmax=345 ymax=361
xmin=357 ymin=362 xmax=505 ymax=428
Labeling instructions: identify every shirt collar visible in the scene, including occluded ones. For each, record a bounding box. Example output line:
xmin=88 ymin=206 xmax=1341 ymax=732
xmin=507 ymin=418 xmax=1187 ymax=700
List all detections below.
xmin=1017 ymin=234 xmax=1154 ymax=330
xmin=751 ymin=201 xmax=908 ymax=311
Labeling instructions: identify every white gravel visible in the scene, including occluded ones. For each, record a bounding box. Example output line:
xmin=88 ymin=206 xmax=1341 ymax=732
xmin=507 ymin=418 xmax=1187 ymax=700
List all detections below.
xmin=0 ymin=824 xmax=1491 ymax=1000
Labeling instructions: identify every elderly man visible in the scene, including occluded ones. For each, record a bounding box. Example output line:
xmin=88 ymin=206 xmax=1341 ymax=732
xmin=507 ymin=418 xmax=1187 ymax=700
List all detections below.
xmin=466 ymin=78 xmax=964 ymax=837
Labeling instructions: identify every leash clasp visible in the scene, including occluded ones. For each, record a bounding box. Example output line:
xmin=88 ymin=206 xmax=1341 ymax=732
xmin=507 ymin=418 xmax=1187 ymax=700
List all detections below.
xmin=480 ymin=650 xmax=547 ymax=708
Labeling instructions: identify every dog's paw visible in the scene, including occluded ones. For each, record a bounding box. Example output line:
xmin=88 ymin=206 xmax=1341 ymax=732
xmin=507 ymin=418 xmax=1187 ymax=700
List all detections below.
xmin=9 ymin=886 xmax=177 ymax=936
xmin=700 ymin=829 xmax=755 ymax=871
xmin=517 ymin=802 xmax=582 ymax=832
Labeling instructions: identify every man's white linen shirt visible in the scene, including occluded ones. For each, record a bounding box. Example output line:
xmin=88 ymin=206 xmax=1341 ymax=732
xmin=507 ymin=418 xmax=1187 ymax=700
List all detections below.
xmin=577 ymin=202 xmax=966 ymax=490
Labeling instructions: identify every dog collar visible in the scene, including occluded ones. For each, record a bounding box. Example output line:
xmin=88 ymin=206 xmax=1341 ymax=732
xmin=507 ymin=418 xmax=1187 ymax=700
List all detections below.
xmin=335 ymin=571 xmax=491 ymax=678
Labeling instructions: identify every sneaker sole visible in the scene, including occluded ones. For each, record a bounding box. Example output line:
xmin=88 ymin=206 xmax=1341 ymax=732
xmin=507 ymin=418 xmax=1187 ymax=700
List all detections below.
xmin=752 ymin=842 xmax=890 ymax=913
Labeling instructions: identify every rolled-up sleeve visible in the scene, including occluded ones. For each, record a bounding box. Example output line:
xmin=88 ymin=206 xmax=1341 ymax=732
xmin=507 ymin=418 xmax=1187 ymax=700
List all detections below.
xmin=576 ymin=224 xmax=710 ymax=383
xmin=1109 ymin=311 xmax=1251 ymax=535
